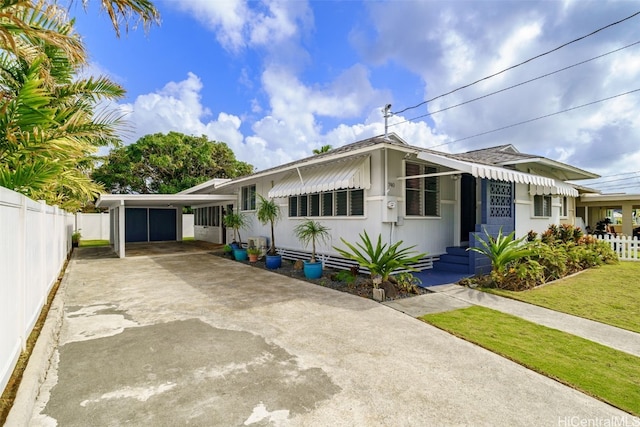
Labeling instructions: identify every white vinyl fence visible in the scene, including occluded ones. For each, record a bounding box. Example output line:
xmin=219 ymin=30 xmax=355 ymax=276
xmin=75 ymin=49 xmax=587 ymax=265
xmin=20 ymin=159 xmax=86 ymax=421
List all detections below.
xmin=596 ymin=235 xmax=639 ymax=261
xmin=0 ymin=187 xmax=73 ymax=394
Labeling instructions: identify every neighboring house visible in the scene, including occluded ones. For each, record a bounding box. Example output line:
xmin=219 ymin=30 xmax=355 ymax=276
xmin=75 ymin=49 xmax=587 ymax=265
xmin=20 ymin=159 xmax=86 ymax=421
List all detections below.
xmin=177 ymin=133 xmax=597 ymax=275
xmin=576 ymin=193 xmax=640 ymax=237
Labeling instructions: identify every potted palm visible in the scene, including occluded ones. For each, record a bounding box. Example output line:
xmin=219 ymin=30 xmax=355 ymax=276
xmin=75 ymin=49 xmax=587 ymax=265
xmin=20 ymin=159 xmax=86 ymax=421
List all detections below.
xmin=256 ymin=195 xmax=281 ymax=269
xmin=294 ymin=219 xmax=330 ymax=279
xmin=223 ymin=212 xmax=248 ymax=260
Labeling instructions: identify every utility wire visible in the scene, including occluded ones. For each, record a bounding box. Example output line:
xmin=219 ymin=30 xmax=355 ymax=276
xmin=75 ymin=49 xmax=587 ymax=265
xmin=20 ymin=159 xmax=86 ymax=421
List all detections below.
xmin=389 ymin=40 xmax=640 ymax=128
xmin=392 ymin=10 xmax=640 ymax=116
xmin=582 ymin=173 xmax=640 ymax=185
xmin=427 ymin=88 xmax=640 ymax=148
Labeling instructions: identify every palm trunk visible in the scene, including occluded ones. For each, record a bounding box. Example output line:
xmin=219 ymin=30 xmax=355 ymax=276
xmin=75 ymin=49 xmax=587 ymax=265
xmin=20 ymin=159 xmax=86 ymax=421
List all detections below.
xmin=270 ymin=221 xmax=276 ymax=255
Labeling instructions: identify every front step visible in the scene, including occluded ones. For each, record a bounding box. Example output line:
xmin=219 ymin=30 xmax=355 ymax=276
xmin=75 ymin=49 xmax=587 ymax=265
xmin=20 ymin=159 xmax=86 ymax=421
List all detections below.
xmin=433 ymin=246 xmax=470 ymax=274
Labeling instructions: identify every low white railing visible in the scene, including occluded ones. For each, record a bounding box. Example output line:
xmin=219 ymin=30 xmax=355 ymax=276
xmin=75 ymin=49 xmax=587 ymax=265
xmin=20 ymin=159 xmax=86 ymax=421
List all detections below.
xmin=596 ymin=235 xmax=639 ymax=261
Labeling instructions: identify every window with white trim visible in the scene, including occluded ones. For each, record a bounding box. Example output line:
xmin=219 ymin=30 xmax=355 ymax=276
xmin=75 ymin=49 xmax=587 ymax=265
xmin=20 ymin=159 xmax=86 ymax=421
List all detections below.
xmin=534 ymin=195 xmax=552 ymax=217
xmin=288 ymin=189 xmax=364 ymax=217
xmin=405 ymin=162 xmax=439 ymax=217
xmin=241 ymin=185 xmax=256 ymax=211
xmin=561 ymin=196 xmax=568 ymax=217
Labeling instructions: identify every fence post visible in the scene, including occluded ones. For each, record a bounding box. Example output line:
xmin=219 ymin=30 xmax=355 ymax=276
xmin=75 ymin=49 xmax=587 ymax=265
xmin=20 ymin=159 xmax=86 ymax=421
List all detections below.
xmin=19 ymin=195 xmax=27 ymax=352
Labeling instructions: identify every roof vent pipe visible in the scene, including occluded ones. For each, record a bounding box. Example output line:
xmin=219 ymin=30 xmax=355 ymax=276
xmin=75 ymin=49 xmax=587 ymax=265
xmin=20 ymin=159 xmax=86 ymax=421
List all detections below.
xmin=383 ymin=104 xmax=392 ymax=139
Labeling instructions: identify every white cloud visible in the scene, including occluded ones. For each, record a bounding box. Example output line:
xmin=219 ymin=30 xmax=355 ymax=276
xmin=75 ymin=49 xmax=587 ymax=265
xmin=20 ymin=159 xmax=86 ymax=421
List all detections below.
xmin=172 ymin=0 xmax=311 ymax=53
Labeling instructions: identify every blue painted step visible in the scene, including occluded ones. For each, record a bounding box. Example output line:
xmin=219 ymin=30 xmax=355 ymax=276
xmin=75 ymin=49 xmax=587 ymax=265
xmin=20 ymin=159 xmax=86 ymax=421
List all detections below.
xmin=438 ymin=254 xmax=469 ymax=265
xmin=445 ymin=246 xmax=469 ymax=257
xmin=433 ymin=261 xmax=470 ymax=274
xmin=433 ymin=245 xmax=471 ymax=274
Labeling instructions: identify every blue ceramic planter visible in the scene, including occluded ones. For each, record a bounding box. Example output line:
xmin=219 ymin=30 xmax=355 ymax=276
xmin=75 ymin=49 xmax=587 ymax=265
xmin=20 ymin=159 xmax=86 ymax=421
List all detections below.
xmin=233 ymin=248 xmax=247 ymax=261
xmin=265 ymin=254 xmax=282 ymax=269
xmin=303 ymin=260 xmax=323 ymax=279
xmin=230 ymin=242 xmax=240 ymax=250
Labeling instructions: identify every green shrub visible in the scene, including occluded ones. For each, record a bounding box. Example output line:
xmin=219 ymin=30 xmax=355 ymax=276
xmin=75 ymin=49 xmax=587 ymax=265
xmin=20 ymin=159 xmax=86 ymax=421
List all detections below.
xmin=334 ymin=270 xmax=356 ymax=284
xmin=394 ymin=272 xmax=422 ymax=294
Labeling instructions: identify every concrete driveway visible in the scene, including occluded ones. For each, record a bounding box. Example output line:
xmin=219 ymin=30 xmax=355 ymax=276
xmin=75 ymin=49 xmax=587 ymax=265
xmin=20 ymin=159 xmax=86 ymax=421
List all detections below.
xmin=17 ymin=248 xmax=630 ymax=426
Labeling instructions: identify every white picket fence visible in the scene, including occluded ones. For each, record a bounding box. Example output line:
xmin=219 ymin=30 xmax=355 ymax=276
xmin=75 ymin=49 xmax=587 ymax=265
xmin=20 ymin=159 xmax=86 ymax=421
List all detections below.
xmin=0 ymin=187 xmax=73 ymax=395
xmin=596 ymin=235 xmax=639 ymax=261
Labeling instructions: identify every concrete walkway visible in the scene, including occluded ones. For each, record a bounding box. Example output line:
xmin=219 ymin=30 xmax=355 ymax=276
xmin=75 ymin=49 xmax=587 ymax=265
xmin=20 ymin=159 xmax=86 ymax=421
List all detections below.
xmin=7 ymin=248 xmax=634 ymax=426
xmin=384 ymin=284 xmax=640 ymax=358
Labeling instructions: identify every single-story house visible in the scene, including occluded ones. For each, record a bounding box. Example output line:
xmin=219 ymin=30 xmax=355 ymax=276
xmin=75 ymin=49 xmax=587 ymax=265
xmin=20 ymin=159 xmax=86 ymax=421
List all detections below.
xmin=162 ymin=133 xmax=598 ymax=275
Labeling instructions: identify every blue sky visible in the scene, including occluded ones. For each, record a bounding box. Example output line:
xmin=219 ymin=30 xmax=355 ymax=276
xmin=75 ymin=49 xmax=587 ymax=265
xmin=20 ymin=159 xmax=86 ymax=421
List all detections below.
xmin=72 ymin=0 xmax=640 ymax=193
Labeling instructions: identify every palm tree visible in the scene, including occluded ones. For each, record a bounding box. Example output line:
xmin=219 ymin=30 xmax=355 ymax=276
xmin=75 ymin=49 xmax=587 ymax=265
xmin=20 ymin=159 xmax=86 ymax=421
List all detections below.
xmin=223 ymin=212 xmax=248 ymax=245
xmin=312 ymin=144 xmax=332 ymax=155
xmin=256 ymin=195 xmax=280 ymax=255
xmin=294 ymin=219 xmax=330 ymax=263
xmin=0 ymin=0 xmax=155 ymax=209
xmin=0 ymin=11 xmax=126 ymax=210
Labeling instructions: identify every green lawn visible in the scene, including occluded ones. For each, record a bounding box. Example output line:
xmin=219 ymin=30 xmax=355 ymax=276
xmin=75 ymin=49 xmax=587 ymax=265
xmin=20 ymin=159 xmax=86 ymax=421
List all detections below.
xmin=421 ymin=306 xmax=640 ymax=415
xmin=78 ymin=239 xmax=110 ymax=247
xmin=483 ymin=262 xmax=640 ymax=333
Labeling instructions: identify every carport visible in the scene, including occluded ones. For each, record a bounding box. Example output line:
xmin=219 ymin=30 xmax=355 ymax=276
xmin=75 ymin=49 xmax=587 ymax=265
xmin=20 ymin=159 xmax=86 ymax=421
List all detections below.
xmin=96 ymin=194 xmax=235 ymax=258
xmin=577 ymin=193 xmax=640 ymax=235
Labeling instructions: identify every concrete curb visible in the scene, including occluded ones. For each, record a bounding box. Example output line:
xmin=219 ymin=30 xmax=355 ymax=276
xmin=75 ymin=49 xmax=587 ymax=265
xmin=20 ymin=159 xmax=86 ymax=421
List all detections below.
xmin=5 ymin=255 xmax=71 ymax=427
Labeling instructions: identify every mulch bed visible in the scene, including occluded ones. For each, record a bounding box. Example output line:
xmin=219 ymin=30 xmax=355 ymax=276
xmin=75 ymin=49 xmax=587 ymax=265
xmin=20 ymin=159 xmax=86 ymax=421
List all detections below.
xmin=214 ymin=251 xmax=429 ymax=301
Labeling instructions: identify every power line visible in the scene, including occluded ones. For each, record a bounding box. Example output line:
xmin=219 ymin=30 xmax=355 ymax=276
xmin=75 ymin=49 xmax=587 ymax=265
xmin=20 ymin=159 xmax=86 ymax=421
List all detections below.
xmin=582 ymin=173 xmax=640 ymax=185
xmin=389 ymin=40 xmax=640 ymax=128
xmin=427 ymin=88 xmax=640 ymax=148
xmin=392 ymin=10 xmax=640 ymax=116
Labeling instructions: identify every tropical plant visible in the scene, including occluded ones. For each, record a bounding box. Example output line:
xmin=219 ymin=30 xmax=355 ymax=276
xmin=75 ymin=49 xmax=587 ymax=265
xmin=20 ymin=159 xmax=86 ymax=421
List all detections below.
xmin=293 ymin=219 xmax=330 ymax=263
xmin=395 ymin=272 xmax=422 ymax=294
xmin=223 ymin=212 xmax=248 ymax=245
xmin=334 ymin=231 xmax=426 ymax=282
xmin=247 ymin=247 xmax=261 ymax=256
xmin=468 ymin=228 xmax=533 ymax=280
xmin=0 ymin=13 xmax=126 ymax=209
xmin=312 ymin=144 xmax=332 ymax=155
xmin=256 ymin=194 xmax=280 ymax=255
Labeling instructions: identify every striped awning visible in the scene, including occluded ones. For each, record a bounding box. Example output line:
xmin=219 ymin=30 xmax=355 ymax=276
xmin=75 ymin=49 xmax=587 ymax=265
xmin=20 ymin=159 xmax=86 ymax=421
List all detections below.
xmin=268 ymin=156 xmax=370 ymax=198
xmin=529 ymin=181 xmax=579 ymax=197
xmin=417 ymin=151 xmax=555 ymax=186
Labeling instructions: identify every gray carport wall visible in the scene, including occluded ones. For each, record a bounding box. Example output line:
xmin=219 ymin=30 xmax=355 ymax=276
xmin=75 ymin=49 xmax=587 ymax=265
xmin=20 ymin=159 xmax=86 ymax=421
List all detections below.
xmin=96 ymin=194 xmax=236 ymax=258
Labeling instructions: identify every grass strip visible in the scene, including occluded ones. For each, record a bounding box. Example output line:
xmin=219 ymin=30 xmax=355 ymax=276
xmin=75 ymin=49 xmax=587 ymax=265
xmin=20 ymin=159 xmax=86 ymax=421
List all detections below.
xmin=79 ymin=239 xmax=110 ymax=247
xmin=483 ymin=262 xmax=640 ymax=333
xmin=421 ymin=306 xmax=640 ymax=416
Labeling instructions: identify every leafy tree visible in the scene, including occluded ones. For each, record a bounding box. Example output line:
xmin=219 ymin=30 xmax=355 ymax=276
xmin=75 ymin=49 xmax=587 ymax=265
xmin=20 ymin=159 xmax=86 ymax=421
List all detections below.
xmin=93 ymin=132 xmax=254 ymax=194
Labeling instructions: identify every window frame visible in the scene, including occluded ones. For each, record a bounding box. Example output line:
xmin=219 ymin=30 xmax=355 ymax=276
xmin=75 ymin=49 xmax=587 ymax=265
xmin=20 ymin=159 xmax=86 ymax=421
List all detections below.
xmin=404 ymin=162 xmax=440 ymax=217
xmin=288 ymin=188 xmax=365 ymax=218
xmin=241 ymin=184 xmax=256 ymax=211
xmin=533 ymin=194 xmax=552 ymax=217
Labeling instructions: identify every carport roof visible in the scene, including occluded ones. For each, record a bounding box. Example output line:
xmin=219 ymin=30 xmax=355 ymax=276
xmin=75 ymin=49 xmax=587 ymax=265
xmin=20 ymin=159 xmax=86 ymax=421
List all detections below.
xmin=96 ymin=193 xmax=236 ymax=209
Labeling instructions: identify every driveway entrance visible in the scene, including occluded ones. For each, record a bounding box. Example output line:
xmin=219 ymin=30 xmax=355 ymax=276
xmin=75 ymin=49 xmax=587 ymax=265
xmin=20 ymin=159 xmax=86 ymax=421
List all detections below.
xmin=20 ymin=249 xmax=627 ymax=426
